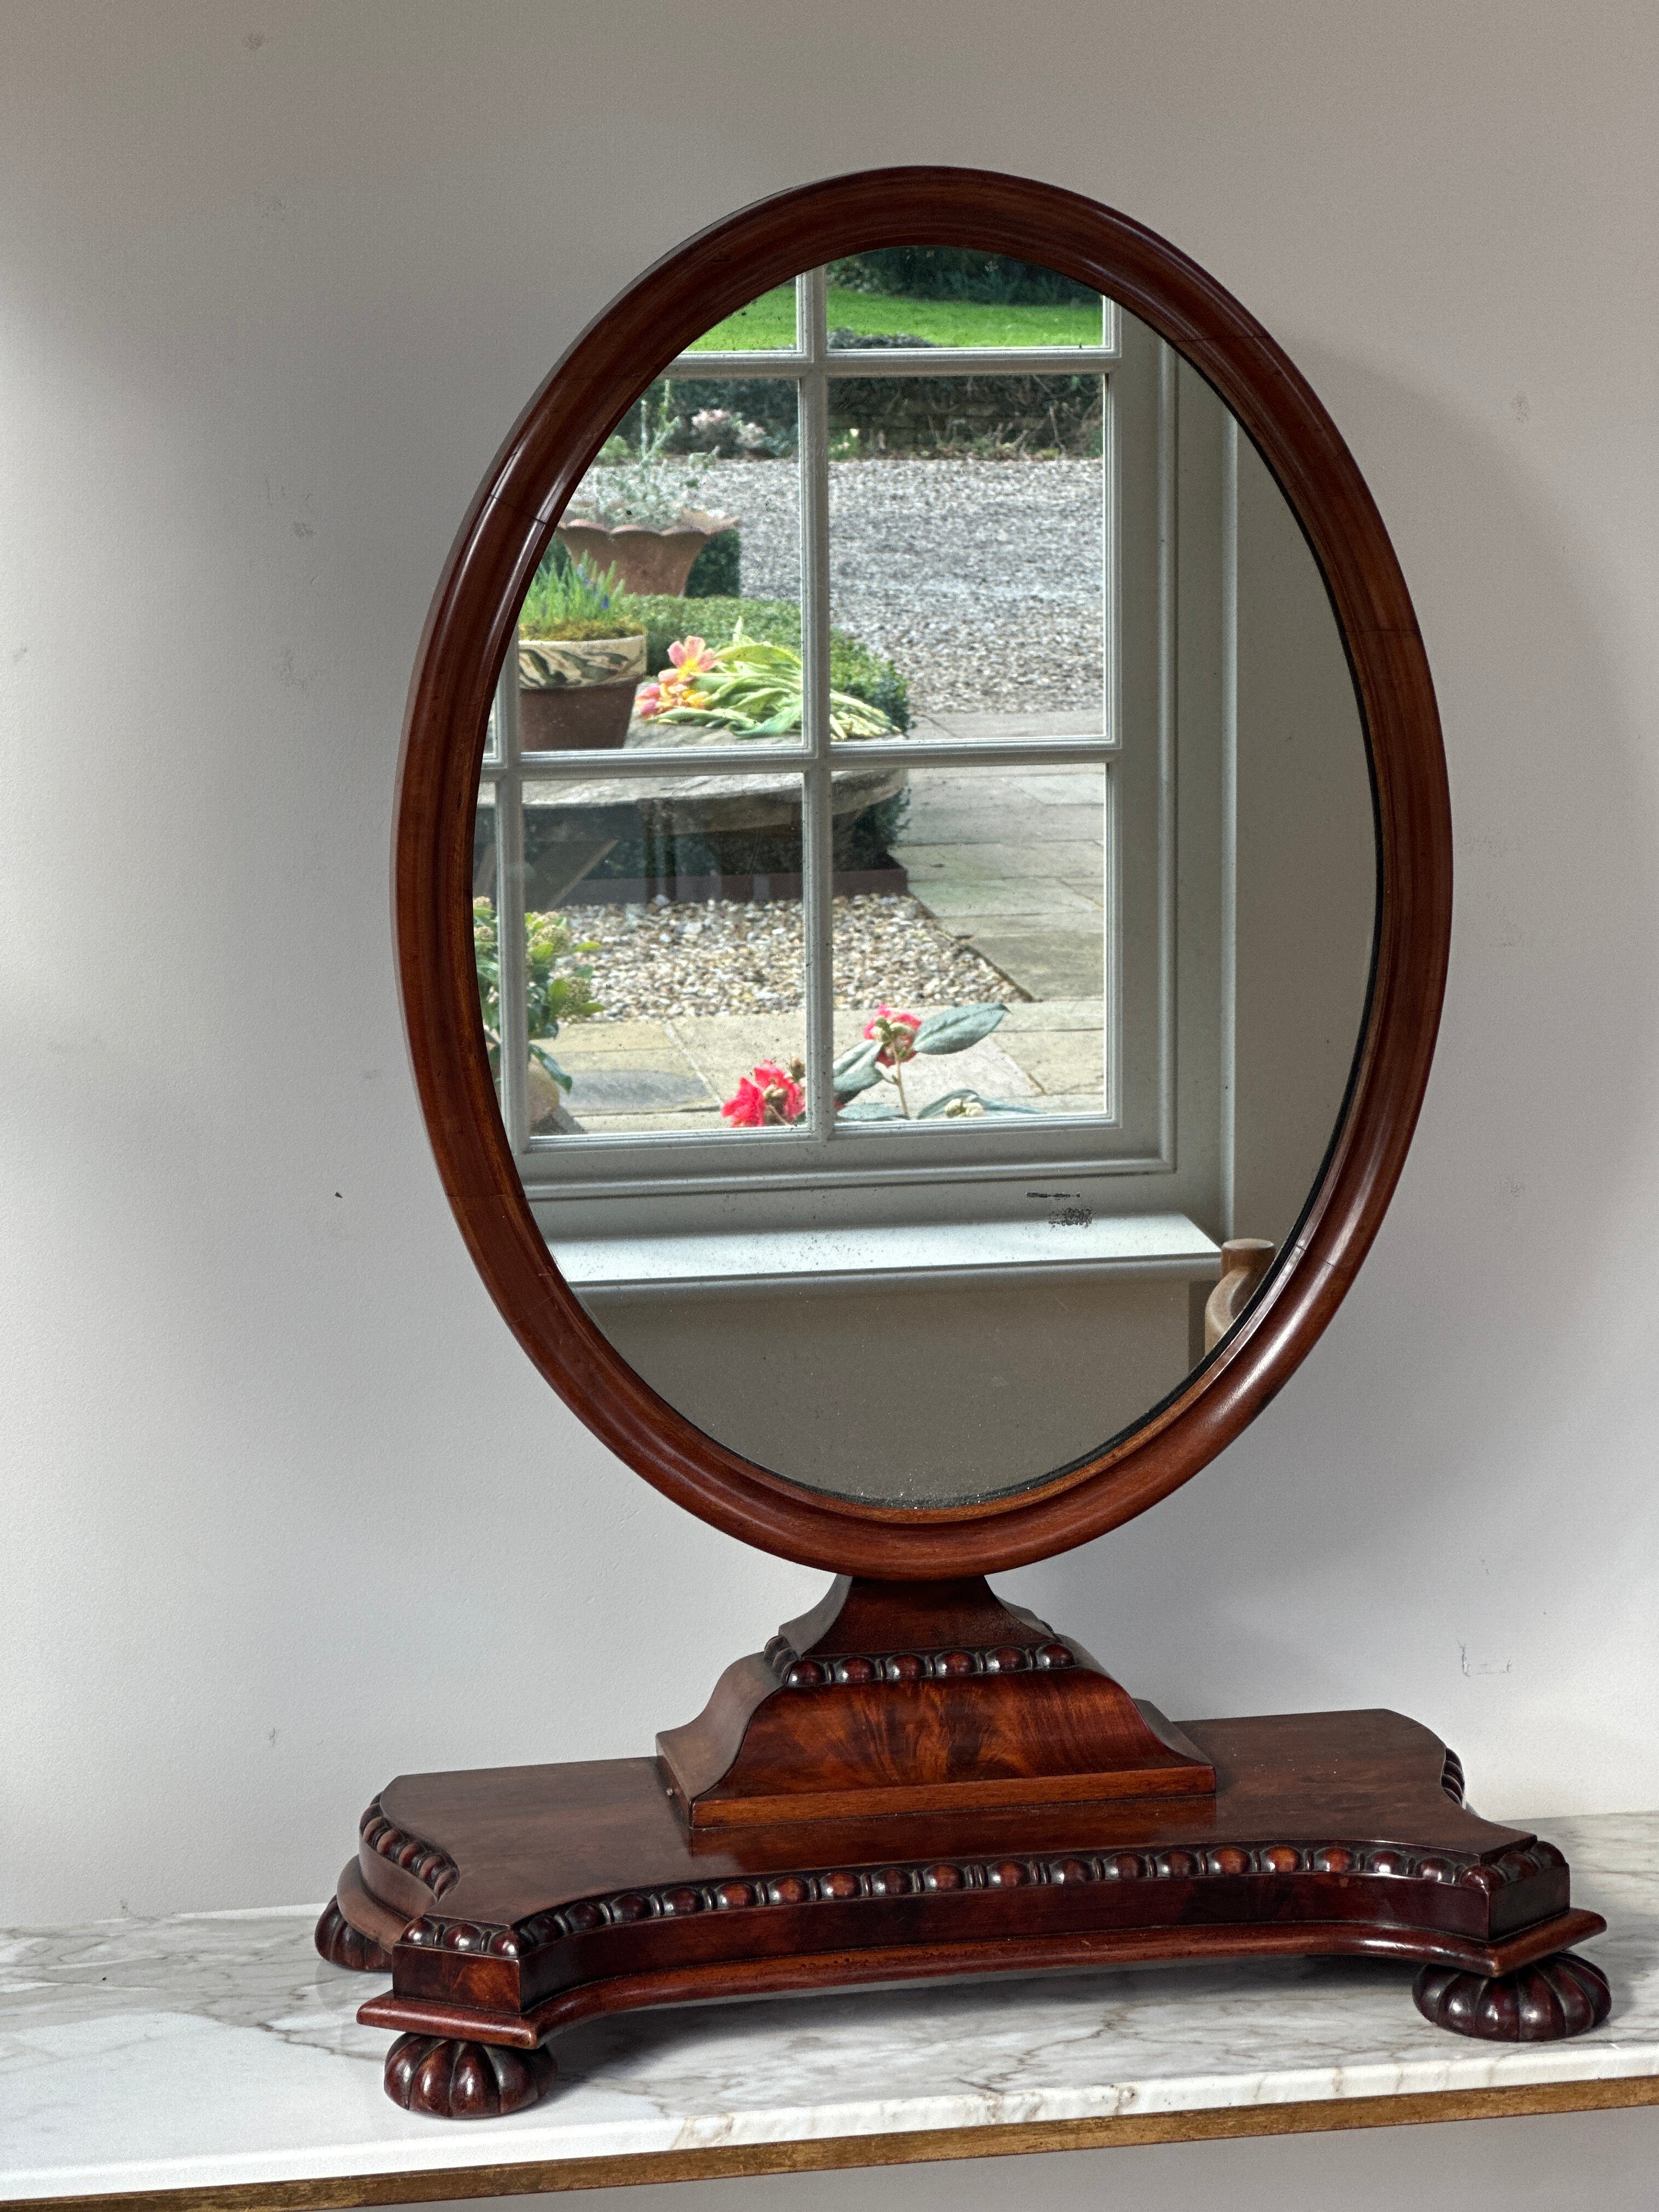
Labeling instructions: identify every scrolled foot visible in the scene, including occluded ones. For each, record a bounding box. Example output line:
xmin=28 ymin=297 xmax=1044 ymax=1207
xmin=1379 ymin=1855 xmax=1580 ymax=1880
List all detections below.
xmin=1414 ymin=1950 xmax=1610 ymax=2040
xmin=313 ymin=1897 xmax=393 ymax=1973
xmin=383 ymin=2032 xmax=556 ymax=2119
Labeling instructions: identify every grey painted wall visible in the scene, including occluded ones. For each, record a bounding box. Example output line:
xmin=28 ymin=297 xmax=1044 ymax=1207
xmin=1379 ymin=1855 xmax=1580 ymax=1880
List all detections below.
xmin=8 ymin=1 xmax=1656 ymax=2196
xmin=4 ymin=12 xmax=1657 ymax=2185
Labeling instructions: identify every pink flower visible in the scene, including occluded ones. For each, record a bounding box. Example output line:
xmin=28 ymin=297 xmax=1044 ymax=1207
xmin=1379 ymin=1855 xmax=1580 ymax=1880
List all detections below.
xmin=636 ymin=680 xmax=664 ymax=718
xmin=722 ymin=1059 xmax=806 ymax=1127
xmin=862 ymin=1004 xmax=921 ymax=1066
xmin=667 ymin=636 xmax=715 ymax=674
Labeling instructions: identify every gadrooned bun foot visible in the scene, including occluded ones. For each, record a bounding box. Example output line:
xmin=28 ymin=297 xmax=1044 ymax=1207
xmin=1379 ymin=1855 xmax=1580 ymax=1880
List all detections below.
xmin=313 ymin=1897 xmax=393 ymax=1973
xmin=1413 ymin=1950 xmax=1611 ymax=2040
xmin=384 ymin=2032 xmax=557 ymax=2119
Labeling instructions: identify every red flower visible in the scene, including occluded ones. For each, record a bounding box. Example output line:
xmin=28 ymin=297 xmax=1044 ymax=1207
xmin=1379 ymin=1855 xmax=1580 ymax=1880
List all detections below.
xmin=722 ymin=1059 xmax=806 ymax=1127
xmin=862 ymin=1004 xmax=921 ymax=1066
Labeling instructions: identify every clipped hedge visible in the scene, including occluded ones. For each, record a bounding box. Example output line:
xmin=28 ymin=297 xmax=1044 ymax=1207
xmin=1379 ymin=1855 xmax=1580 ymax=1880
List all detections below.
xmin=623 ymin=596 xmax=911 ymax=733
xmin=684 ymin=527 xmax=740 ymax=598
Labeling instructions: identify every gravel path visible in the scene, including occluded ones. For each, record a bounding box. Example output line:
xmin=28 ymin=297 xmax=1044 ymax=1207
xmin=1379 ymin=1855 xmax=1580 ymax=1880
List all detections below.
xmin=584 ymin=455 xmax=1104 ymax=716
xmin=559 ymin=893 xmax=1014 ymax=1023
xmin=737 ymin=456 xmax=1102 ymax=716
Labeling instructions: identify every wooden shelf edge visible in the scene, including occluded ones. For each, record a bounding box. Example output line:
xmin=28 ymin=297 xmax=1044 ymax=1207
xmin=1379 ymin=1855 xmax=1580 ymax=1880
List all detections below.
xmin=21 ymin=2071 xmax=1659 ymax=2211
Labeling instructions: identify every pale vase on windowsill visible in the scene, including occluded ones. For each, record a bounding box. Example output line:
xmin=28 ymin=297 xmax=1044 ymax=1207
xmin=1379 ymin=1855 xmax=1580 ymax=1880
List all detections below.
xmin=526 ymin=1056 xmax=582 ymax=1135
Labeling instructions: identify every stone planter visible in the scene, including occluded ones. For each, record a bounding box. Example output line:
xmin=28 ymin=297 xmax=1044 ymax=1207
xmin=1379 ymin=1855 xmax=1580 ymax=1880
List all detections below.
xmin=518 ymin=631 xmax=648 ymax=752
xmin=555 ymin=509 xmax=738 ymax=599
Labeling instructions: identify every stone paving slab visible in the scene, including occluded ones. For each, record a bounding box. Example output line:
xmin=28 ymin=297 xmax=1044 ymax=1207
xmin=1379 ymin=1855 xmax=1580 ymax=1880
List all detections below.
xmin=543 ymin=1001 xmax=1103 ymax=1135
xmin=893 ymin=766 xmax=1107 ymax=1002
xmin=907 ymin=709 xmax=1105 ymax=740
xmin=970 ymin=930 xmax=1105 ymax=1002
xmin=899 ymin=839 xmax=1107 ymax=879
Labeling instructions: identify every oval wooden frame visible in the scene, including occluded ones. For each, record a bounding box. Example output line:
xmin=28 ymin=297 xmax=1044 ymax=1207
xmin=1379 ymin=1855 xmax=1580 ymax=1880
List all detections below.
xmin=395 ymin=167 xmax=1451 ymax=1577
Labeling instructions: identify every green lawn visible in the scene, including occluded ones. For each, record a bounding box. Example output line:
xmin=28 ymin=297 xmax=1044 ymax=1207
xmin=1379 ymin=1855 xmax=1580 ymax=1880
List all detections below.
xmin=689 ymin=283 xmax=1103 ymax=352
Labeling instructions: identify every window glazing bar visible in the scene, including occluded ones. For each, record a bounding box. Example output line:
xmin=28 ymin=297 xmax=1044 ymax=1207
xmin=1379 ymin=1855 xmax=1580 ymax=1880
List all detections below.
xmin=825 ymin=737 xmax=1118 ymax=769
xmin=493 ymin=651 xmax=531 ymax=1157
xmin=664 ymin=349 xmax=1120 ymax=380
xmin=477 ymin=734 xmax=1123 ymax=782
xmin=500 ymin=745 xmax=809 ymax=781
xmin=799 ymin=266 xmax=835 ymax=1149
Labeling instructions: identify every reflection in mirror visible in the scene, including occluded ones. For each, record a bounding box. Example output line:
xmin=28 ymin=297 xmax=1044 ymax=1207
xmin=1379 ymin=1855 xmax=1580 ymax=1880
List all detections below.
xmin=478 ymin=256 xmax=1375 ymax=1505
xmin=830 ymin=765 xmax=1108 ymax=1126
xmin=828 ymin=374 xmax=1105 ymax=736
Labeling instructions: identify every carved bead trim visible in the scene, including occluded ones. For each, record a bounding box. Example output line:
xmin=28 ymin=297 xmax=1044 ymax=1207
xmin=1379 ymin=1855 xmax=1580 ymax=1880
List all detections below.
xmin=763 ymin=1632 xmax=1076 ymax=1689
xmin=403 ymin=1916 xmax=525 ymax=1958
xmin=1441 ymin=1747 xmax=1466 ymax=1805
xmin=360 ymin=1795 xmax=460 ymax=1900
xmin=440 ymin=1835 xmax=1565 ymax=1961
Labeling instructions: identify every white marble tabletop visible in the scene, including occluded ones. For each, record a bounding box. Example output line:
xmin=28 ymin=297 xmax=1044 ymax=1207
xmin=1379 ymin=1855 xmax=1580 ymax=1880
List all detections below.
xmin=3 ymin=1812 xmax=1656 ymax=2205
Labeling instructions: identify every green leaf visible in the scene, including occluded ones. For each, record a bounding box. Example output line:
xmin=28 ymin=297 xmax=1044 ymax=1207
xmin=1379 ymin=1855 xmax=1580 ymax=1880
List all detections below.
xmin=912 ymin=1003 xmax=1007 ymax=1055
xmin=832 ymin=1038 xmax=885 ymax=1098
xmin=528 ymin=1042 xmax=574 ymax=1091
xmin=742 ymin=703 xmax=806 ymax=736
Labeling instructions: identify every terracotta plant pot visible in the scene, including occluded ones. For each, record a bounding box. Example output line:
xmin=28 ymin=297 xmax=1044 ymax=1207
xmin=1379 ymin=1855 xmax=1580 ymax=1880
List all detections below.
xmin=518 ymin=631 xmax=647 ymax=752
xmin=555 ymin=509 xmax=738 ymax=599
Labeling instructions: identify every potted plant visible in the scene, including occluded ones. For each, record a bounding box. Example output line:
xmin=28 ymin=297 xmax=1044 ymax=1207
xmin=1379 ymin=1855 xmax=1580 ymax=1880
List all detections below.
xmin=517 ymin=555 xmax=647 ymax=751
xmin=557 ymin=395 xmax=738 ymax=597
xmin=472 ymin=899 xmax=602 ymax=1132
xmin=637 ymin=625 xmax=896 ymax=740
xmin=719 ymin=1002 xmax=1040 ymax=1126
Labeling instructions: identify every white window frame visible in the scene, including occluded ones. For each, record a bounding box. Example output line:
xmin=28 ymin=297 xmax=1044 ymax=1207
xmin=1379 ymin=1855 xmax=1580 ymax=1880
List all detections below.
xmin=479 ymin=272 xmax=1233 ymax=1254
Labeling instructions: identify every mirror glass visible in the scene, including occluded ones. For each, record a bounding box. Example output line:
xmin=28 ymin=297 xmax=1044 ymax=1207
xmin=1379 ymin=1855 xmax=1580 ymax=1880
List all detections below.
xmin=475 ymin=249 xmax=1375 ymax=1506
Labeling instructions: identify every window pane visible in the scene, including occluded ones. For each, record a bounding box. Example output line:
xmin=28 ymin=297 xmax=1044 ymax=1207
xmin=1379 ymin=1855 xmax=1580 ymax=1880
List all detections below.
xmin=827 ymin=248 xmax=1105 ymax=348
xmin=687 ymin=278 xmax=802 ymax=352
xmin=518 ymin=769 xmax=805 ymax=1138
xmin=832 ymin=763 xmax=1108 ymax=1125
xmin=827 ymin=375 xmax=1105 ymax=738
xmin=547 ymin=373 xmax=807 ymax=751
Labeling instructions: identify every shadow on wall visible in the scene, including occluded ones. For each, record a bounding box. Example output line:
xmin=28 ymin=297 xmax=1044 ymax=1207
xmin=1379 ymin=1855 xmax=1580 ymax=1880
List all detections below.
xmin=1003 ymin=348 xmax=1659 ymax=1760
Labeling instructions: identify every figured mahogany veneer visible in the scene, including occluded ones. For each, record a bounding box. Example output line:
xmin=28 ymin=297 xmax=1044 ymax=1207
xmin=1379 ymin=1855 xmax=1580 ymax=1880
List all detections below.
xmin=327 ymin=1707 xmax=1604 ymax=2098
xmin=658 ymin=1578 xmax=1215 ymax=1827
xmin=321 ymin=1581 xmax=1608 ymax=2109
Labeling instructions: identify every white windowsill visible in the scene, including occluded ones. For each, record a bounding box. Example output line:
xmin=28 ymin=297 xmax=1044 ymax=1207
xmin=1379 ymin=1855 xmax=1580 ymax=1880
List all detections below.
xmin=550 ymin=1210 xmax=1221 ymax=1302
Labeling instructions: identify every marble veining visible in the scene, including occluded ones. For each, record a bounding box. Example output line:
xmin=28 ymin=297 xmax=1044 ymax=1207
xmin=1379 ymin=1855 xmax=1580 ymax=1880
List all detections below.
xmin=2 ymin=1814 xmax=1656 ymax=2200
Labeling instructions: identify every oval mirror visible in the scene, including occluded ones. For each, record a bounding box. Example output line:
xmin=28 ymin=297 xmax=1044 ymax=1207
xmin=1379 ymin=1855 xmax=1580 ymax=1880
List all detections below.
xmin=397 ymin=170 xmax=1449 ymax=1575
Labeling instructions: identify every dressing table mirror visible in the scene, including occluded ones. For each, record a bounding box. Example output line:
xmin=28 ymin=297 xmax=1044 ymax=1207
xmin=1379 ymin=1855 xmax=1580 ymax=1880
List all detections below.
xmin=317 ymin=170 xmax=1610 ymax=2119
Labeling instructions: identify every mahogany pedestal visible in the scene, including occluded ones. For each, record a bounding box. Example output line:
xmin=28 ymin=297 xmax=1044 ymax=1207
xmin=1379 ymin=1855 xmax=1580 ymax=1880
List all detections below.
xmin=319 ymin=1583 xmax=1610 ymax=2118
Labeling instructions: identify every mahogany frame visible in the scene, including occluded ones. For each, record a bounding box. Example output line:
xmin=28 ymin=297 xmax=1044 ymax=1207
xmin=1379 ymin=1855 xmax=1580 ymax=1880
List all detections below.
xmin=394 ymin=166 xmax=1452 ymax=1577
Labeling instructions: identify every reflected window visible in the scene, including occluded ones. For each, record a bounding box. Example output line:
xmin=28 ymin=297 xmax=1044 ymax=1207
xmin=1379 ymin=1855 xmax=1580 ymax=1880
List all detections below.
xmin=477 ymin=249 xmax=1369 ymax=1299
xmin=479 ymin=256 xmax=1139 ymax=1165
xmin=465 ymin=227 xmax=1375 ymax=1496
